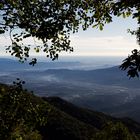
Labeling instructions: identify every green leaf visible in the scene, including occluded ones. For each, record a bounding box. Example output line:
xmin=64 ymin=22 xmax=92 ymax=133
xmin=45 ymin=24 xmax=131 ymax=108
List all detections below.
xmin=99 ymin=24 xmax=103 ymax=31
xmin=92 ymin=24 xmax=98 ymax=28
xmin=0 ymin=3 xmax=4 ymax=9
xmin=122 ymin=12 xmax=126 ymax=18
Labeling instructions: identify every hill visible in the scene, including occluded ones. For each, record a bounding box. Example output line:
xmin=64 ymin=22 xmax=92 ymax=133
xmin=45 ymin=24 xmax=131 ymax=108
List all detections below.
xmin=1 ymin=59 xmax=140 ymax=123
xmin=0 ymin=83 xmax=140 ymax=140
xmin=44 ymin=96 xmax=140 ymax=134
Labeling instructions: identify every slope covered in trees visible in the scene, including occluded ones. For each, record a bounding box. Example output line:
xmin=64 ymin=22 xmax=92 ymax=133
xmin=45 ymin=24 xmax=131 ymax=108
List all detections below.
xmin=0 ymin=83 xmax=140 ymax=140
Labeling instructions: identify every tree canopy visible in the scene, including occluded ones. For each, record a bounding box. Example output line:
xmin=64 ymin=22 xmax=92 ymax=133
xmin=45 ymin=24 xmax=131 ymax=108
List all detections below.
xmin=0 ymin=0 xmax=140 ymax=76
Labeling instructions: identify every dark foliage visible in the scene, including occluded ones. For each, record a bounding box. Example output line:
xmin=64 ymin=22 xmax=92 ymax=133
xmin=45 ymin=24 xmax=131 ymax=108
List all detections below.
xmin=0 ymin=84 xmax=140 ymax=139
xmin=120 ymin=49 xmax=140 ymax=78
xmin=0 ymin=83 xmax=49 ymax=139
xmin=0 ymin=0 xmax=139 ymax=67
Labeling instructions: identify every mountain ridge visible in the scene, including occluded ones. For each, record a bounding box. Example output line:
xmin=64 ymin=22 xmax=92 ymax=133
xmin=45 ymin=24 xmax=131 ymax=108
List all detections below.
xmin=0 ymin=83 xmax=140 ymax=139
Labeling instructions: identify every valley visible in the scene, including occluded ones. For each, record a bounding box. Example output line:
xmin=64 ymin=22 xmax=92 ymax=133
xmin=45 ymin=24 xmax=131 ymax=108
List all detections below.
xmin=1 ymin=58 xmax=140 ymax=122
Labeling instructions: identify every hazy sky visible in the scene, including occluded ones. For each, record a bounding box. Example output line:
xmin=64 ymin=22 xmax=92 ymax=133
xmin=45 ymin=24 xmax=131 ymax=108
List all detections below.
xmin=69 ymin=16 xmax=139 ymax=57
xmin=0 ymin=16 xmax=139 ymax=58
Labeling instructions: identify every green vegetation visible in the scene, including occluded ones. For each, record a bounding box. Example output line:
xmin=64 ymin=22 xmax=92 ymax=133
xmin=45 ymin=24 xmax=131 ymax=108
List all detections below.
xmin=0 ymin=83 xmax=49 ymax=139
xmin=0 ymin=1 xmax=139 ymax=76
xmin=0 ymin=84 xmax=140 ymax=140
xmin=93 ymin=122 xmax=138 ymax=140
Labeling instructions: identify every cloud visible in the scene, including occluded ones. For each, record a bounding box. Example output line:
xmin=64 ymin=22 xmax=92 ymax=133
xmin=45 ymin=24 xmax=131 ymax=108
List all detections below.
xmin=69 ymin=35 xmax=139 ymax=56
xmin=40 ymin=75 xmax=60 ymax=82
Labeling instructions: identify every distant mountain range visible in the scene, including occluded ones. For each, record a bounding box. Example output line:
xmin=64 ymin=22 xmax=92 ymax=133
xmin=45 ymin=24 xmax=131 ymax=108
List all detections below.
xmin=1 ymin=58 xmax=140 ymax=122
xmin=0 ymin=58 xmax=82 ymax=71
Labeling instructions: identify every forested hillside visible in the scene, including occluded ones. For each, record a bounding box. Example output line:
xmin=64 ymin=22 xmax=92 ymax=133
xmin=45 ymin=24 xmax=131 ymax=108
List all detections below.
xmin=0 ymin=83 xmax=140 ymax=140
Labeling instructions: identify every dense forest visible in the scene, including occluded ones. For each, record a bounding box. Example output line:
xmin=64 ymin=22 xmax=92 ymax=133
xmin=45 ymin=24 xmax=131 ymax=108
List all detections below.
xmin=0 ymin=83 xmax=140 ymax=140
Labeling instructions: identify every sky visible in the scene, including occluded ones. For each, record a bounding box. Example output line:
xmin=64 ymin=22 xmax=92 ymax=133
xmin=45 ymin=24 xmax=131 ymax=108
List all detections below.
xmin=69 ymin=16 xmax=139 ymax=57
xmin=0 ymin=16 xmax=139 ymax=58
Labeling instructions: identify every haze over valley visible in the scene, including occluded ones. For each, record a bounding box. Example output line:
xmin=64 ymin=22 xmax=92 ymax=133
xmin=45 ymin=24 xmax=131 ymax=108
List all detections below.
xmin=1 ymin=57 xmax=140 ymax=122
